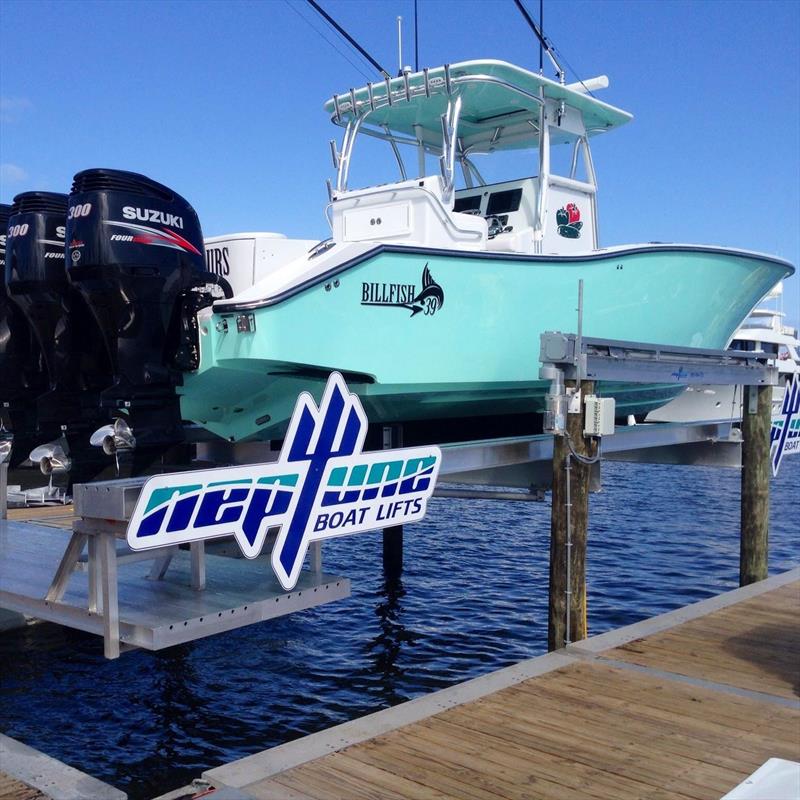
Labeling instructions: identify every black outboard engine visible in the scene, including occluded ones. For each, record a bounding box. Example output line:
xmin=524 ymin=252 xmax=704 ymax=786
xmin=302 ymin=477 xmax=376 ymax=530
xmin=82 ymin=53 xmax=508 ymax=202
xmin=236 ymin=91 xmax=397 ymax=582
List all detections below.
xmin=1 ymin=202 xmax=48 ymax=466
xmin=4 ymin=192 xmax=113 ymax=478
xmin=67 ymin=169 xmax=224 ymax=457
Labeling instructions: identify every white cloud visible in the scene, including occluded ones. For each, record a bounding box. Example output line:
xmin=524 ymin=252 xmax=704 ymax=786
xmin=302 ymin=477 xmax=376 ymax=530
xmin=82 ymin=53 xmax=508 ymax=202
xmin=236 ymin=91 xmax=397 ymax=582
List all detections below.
xmin=0 ymin=163 xmax=29 ymax=184
xmin=0 ymin=96 xmax=33 ymax=122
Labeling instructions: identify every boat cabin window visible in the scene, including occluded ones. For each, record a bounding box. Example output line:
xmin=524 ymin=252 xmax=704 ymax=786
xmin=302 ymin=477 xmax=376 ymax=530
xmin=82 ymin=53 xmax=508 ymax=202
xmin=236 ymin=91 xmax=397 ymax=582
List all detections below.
xmin=453 ymin=194 xmax=481 ymax=213
xmin=487 ymin=188 xmax=523 ymax=215
xmin=454 ymin=177 xmax=538 ymax=235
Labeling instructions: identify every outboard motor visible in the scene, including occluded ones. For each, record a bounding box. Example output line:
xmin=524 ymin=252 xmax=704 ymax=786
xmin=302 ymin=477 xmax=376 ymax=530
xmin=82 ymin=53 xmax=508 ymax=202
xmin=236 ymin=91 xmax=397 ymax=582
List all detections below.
xmin=66 ymin=169 xmax=225 ymax=458
xmin=0 ymin=203 xmax=44 ymax=465
xmin=4 ymin=192 xmax=113 ymax=479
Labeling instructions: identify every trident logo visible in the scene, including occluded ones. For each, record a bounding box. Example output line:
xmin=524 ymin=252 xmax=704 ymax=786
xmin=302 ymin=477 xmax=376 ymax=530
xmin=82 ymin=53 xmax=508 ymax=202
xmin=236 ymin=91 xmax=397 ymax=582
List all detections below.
xmin=271 ymin=373 xmax=368 ymax=587
xmin=771 ymin=374 xmax=800 ymax=477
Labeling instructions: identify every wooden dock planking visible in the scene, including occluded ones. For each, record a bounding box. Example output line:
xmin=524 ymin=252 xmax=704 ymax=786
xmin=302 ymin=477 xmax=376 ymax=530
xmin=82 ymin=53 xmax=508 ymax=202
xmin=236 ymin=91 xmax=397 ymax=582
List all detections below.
xmin=5 ymin=504 xmax=75 ymax=529
xmin=0 ymin=734 xmax=125 ymax=800
xmin=608 ymin=582 xmax=800 ymax=700
xmin=0 ymin=771 xmax=49 ymax=800
xmin=208 ymin=571 xmax=800 ymax=800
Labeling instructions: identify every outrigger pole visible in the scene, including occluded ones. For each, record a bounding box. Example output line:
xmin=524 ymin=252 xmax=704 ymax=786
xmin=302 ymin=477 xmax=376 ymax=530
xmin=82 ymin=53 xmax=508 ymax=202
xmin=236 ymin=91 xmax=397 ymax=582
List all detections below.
xmin=414 ymin=0 xmax=419 ymax=72
xmin=539 ymin=0 xmax=543 ymax=73
xmin=306 ymin=0 xmax=391 ymax=79
xmin=513 ymin=0 xmax=565 ymax=84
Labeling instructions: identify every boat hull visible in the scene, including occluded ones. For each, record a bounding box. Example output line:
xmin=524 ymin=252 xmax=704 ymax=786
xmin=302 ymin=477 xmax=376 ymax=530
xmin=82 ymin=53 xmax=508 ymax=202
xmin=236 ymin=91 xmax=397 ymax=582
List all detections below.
xmin=180 ymin=245 xmax=793 ymax=442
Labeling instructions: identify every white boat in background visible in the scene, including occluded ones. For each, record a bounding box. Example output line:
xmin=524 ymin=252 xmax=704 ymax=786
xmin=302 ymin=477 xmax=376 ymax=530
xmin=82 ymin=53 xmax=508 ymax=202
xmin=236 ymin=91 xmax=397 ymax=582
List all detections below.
xmin=646 ymin=281 xmax=800 ymax=424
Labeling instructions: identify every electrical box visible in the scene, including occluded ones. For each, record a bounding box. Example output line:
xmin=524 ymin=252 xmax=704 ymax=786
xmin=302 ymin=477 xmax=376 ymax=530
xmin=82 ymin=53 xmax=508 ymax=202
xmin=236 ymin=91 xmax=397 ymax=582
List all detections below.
xmin=584 ymin=395 xmax=616 ymax=437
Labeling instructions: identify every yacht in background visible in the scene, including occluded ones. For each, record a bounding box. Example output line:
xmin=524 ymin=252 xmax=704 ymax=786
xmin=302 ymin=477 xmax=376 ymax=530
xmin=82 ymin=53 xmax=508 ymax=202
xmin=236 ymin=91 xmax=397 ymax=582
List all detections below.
xmin=646 ymin=281 xmax=799 ymax=424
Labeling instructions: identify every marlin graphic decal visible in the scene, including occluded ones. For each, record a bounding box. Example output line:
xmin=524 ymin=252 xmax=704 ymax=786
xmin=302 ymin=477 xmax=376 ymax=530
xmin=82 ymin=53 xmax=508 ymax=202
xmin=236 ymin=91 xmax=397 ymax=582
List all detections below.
xmin=409 ymin=265 xmax=445 ymax=316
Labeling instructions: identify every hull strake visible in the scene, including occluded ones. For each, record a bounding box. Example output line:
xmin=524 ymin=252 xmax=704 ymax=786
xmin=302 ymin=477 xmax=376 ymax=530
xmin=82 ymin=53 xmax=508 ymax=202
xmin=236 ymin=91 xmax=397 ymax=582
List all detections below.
xmin=180 ymin=246 xmax=792 ymax=442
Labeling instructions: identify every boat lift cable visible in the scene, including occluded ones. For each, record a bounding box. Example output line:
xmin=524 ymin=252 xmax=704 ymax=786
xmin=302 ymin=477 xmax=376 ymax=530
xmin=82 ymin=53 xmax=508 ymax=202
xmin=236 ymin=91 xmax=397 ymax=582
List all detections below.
xmin=284 ymin=1 xmax=373 ymax=81
xmin=565 ymin=431 xmax=602 ymax=466
xmin=306 ymin=0 xmax=391 ymax=79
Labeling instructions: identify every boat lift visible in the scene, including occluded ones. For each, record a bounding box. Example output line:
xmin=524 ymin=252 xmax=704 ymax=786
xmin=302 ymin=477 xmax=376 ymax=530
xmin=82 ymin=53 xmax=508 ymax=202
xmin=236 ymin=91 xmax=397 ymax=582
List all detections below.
xmin=0 ymin=334 xmax=777 ymax=659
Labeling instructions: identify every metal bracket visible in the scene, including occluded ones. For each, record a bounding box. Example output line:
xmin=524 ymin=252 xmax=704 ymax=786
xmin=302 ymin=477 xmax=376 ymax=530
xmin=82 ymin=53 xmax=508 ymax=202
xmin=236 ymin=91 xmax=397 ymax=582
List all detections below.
xmin=567 ymin=386 xmax=582 ymax=415
xmin=747 ymin=384 xmax=758 ymax=415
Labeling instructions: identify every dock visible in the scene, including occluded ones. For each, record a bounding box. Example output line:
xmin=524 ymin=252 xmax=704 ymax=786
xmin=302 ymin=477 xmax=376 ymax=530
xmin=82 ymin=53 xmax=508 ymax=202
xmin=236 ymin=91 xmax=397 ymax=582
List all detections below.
xmin=0 ymin=733 xmax=125 ymax=800
xmin=203 ymin=567 xmax=800 ymax=800
xmin=0 ymin=503 xmax=350 ymax=658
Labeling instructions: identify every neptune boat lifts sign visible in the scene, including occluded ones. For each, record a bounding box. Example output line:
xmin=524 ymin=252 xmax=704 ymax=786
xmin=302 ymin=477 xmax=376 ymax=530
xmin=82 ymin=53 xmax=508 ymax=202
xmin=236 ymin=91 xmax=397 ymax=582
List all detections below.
xmin=771 ymin=374 xmax=799 ymax=477
xmin=127 ymin=373 xmax=441 ymax=590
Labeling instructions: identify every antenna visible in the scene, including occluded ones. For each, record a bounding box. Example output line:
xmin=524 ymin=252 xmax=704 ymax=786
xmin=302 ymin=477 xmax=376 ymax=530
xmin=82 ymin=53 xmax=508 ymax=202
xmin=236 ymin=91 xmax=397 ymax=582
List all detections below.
xmin=397 ymin=15 xmax=403 ymax=75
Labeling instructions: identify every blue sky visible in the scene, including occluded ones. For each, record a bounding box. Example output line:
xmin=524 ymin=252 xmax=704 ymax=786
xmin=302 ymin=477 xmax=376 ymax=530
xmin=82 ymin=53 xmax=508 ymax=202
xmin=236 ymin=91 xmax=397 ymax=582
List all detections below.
xmin=1 ymin=0 xmax=798 ymax=324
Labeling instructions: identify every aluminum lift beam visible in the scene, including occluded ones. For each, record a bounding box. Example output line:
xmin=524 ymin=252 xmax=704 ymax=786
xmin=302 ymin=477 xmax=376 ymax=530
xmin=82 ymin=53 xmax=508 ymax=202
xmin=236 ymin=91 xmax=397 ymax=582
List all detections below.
xmin=539 ymin=332 xmax=778 ymax=387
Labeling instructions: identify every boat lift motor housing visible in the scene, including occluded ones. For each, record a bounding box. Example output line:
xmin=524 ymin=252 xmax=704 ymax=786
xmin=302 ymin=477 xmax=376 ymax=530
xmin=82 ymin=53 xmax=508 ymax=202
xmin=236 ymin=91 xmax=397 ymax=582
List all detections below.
xmin=66 ymin=168 xmax=224 ymax=452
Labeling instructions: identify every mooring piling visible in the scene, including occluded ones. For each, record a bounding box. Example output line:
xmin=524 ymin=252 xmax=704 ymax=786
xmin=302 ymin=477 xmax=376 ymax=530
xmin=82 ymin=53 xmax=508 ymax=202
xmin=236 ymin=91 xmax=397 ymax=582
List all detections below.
xmin=740 ymin=383 xmax=772 ymax=586
xmin=382 ymin=424 xmax=404 ymax=579
xmin=548 ymin=379 xmax=596 ymax=651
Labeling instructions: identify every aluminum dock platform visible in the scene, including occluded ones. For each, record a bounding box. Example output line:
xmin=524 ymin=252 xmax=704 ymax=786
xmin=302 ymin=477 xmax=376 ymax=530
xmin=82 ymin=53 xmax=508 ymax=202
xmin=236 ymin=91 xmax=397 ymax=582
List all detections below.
xmin=0 ymin=733 xmax=125 ymax=800
xmin=0 ymin=505 xmax=349 ymax=659
xmin=202 ymin=568 xmax=800 ymax=800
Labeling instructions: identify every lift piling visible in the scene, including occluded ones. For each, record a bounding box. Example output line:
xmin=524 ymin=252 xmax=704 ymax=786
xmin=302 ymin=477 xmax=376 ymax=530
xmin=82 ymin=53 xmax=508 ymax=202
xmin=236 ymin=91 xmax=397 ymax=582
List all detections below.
xmin=740 ymin=383 xmax=773 ymax=586
xmin=382 ymin=424 xmax=405 ymax=580
xmin=548 ymin=378 xmax=596 ymax=651
xmin=539 ymin=332 xmax=780 ymax=653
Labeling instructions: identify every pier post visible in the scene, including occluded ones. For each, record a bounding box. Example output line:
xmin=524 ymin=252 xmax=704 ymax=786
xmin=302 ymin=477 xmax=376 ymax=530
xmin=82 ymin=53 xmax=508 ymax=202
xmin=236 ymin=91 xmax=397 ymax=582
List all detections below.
xmin=383 ymin=425 xmax=403 ymax=579
xmin=0 ymin=461 xmax=7 ymax=520
xmin=549 ymin=380 xmax=596 ymax=651
xmin=740 ymin=384 xmax=772 ymax=586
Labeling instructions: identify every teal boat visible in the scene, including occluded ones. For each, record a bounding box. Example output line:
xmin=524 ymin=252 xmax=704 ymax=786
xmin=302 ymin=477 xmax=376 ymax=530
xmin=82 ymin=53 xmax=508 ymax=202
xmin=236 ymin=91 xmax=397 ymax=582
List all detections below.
xmin=181 ymin=60 xmax=793 ymax=443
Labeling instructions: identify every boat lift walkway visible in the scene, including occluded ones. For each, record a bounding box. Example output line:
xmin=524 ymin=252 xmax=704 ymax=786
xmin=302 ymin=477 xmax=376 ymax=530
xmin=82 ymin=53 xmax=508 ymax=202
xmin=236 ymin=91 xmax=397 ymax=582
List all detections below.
xmin=202 ymin=567 xmax=800 ymax=800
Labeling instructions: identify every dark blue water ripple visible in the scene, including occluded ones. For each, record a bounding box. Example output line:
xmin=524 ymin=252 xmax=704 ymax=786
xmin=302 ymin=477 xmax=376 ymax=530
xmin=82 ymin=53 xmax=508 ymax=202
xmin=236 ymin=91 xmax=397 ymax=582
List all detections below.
xmin=1 ymin=457 xmax=797 ymax=799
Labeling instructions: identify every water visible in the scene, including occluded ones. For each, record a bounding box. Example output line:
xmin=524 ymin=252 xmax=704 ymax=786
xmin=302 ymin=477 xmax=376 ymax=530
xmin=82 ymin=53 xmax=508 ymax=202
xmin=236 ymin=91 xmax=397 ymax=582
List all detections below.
xmin=1 ymin=458 xmax=798 ymax=799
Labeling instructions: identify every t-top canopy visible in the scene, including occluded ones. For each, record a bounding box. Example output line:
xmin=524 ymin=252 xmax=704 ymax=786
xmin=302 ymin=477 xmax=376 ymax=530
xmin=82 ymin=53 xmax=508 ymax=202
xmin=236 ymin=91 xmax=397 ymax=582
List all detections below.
xmin=323 ymin=59 xmax=633 ymax=154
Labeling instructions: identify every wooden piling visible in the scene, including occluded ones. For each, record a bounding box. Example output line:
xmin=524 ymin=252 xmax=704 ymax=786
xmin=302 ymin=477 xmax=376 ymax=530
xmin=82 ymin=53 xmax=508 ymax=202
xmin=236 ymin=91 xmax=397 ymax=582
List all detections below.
xmin=382 ymin=526 xmax=403 ymax=580
xmin=382 ymin=425 xmax=404 ymax=579
xmin=740 ymin=383 xmax=772 ymax=586
xmin=548 ymin=380 xmax=596 ymax=651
